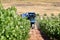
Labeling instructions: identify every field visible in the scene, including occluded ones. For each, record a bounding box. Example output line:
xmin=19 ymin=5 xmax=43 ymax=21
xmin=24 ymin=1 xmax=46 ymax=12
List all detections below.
xmin=1 ymin=0 xmax=60 ymax=16
xmin=1 ymin=0 xmax=60 ymax=40
xmin=1 ymin=0 xmax=60 ymax=2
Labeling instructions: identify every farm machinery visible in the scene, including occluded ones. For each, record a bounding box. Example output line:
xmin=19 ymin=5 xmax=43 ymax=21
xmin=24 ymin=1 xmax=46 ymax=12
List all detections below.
xmin=21 ymin=12 xmax=36 ymax=29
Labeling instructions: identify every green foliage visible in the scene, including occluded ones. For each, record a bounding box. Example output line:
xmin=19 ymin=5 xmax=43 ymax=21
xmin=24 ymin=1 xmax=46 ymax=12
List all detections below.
xmin=43 ymin=13 xmax=47 ymax=16
xmin=51 ymin=13 xmax=54 ymax=16
xmin=38 ymin=14 xmax=60 ymax=40
xmin=58 ymin=13 xmax=60 ymax=18
xmin=0 ymin=4 xmax=30 ymax=40
xmin=36 ymin=14 xmax=39 ymax=16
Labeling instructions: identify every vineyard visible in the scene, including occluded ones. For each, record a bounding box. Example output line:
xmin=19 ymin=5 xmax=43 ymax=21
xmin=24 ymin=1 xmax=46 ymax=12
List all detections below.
xmin=0 ymin=3 xmax=30 ymax=40
xmin=0 ymin=2 xmax=60 ymax=40
xmin=37 ymin=13 xmax=60 ymax=40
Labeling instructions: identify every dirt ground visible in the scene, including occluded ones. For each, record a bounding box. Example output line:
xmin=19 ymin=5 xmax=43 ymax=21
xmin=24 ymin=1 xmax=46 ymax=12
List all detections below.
xmin=29 ymin=28 xmax=44 ymax=40
xmin=28 ymin=24 xmax=44 ymax=40
xmin=2 ymin=1 xmax=60 ymax=16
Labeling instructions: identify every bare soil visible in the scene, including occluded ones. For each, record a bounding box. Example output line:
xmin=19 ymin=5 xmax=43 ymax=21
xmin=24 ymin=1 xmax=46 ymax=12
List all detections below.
xmin=28 ymin=29 xmax=44 ymax=40
xmin=2 ymin=1 xmax=60 ymax=16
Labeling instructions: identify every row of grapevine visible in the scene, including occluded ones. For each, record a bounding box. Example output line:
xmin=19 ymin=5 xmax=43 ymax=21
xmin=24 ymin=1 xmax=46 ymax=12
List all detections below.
xmin=0 ymin=3 xmax=30 ymax=40
xmin=37 ymin=14 xmax=60 ymax=40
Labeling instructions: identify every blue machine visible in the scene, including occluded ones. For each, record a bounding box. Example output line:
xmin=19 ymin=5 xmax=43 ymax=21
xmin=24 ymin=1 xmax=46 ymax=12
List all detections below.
xmin=21 ymin=13 xmax=28 ymax=18
xmin=27 ymin=12 xmax=36 ymax=27
xmin=21 ymin=12 xmax=36 ymax=27
xmin=27 ymin=12 xmax=36 ymax=23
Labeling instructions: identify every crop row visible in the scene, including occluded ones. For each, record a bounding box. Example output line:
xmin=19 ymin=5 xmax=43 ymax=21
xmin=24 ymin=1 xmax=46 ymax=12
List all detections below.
xmin=37 ymin=13 xmax=60 ymax=40
xmin=0 ymin=4 xmax=30 ymax=40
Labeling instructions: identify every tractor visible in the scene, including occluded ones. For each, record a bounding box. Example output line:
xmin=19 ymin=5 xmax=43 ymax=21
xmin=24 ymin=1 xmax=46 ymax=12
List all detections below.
xmin=21 ymin=12 xmax=36 ymax=29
